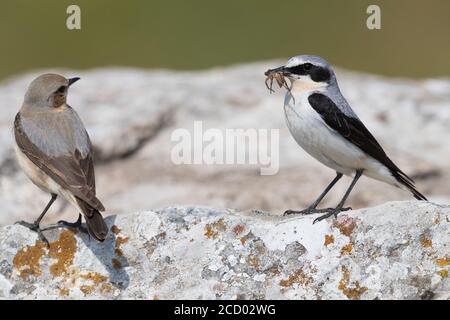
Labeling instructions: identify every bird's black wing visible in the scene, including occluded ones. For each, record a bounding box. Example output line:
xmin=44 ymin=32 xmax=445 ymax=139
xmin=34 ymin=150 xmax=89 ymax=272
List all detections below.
xmin=307 ymin=93 xmax=426 ymax=200
xmin=14 ymin=112 xmax=105 ymax=212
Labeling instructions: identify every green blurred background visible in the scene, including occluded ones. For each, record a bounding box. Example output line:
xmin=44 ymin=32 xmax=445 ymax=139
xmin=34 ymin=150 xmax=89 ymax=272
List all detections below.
xmin=0 ymin=0 xmax=449 ymax=80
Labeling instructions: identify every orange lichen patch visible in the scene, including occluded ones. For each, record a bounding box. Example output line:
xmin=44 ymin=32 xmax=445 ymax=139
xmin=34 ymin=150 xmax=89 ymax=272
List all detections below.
xmin=59 ymin=288 xmax=70 ymax=296
xmin=247 ymin=254 xmax=260 ymax=270
xmin=204 ymin=218 xmax=227 ymax=239
xmin=158 ymin=231 xmax=167 ymax=239
xmin=80 ymin=272 xmax=108 ymax=285
xmin=48 ymin=230 xmax=77 ymax=277
xmin=324 ymin=234 xmax=334 ymax=246
xmin=112 ymin=258 xmax=122 ymax=270
xmin=13 ymin=240 xmax=46 ymax=279
xmin=434 ymin=215 xmax=440 ymax=225
xmin=111 ymin=225 xmax=121 ymax=235
xmin=232 ymin=224 xmax=245 ymax=235
xmin=436 ymin=258 xmax=450 ymax=267
xmin=101 ymin=283 xmax=113 ymax=294
xmin=269 ymin=266 xmax=281 ymax=275
xmin=115 ymin=236 xmax=129 ymax=256
xmin=420 ymin=238 xmax=433 ymax=248
xmin=338 ymin=267 xmax=367 ymax=300
xmin=333 ymin=218 xmax=357 ymax=238
xmin=438 ymin=270 xmax=448 ymax=278
xmin=279 ymin=269 xmax=312 ymax=287
xmin=78 ymin=272 xmax=109 ymax=296
xmin=340 ymin=244 xmax=353 ymax=255
xmin=240 ymin=237 xmax=247 ymax=245
xmin=80 ymin=285 xmax=95 ymax=295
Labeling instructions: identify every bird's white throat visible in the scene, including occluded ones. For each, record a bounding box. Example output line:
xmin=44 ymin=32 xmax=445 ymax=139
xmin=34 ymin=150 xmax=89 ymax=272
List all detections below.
xmin=290 ymin=78 xmax=327 ymax=94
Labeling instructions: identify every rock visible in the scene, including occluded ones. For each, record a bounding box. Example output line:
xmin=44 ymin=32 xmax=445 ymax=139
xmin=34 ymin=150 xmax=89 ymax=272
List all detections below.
xmin=0 ymin=63 xmax=449 ymax=226
xmin=0 ymin=201 xmax=449 ymax=299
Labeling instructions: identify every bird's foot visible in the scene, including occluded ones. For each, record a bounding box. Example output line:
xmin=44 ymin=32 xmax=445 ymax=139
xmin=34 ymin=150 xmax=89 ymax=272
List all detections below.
xmin=284 ymin=208 xmax=323 ymax=216
xmin=312 ymin=207 xmax=352 ymax=224
xmin=15 ymin=220 xmax=50 ymax=246
xmin=41 ymin=214 xmax=88 ymax=235
xmin=284 ymin=206 xmax=351 ymax=216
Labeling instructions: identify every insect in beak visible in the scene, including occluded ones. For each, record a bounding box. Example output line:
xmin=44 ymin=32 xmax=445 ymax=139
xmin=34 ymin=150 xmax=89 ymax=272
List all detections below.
xmin=264 ymin=67 xmax=290 ymax=93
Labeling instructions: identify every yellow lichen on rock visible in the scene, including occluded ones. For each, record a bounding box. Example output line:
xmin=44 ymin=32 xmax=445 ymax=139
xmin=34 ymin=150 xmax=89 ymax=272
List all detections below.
xmin=115 ymin=236 xmax=129 ymax=256
xmin=112 ymin=258 xmax=122 ymax=270
xmin=204 ymin=218 xmax=227 ymax=239
xmin=111 ymin=225 xmax=121 ymax=235
xmin=338 ymin=266 xmax=367 ymax=299
xmin=333 ymin=218 xmax=357 ymax=237
xmin=436 ymin=257 xmax=450 ymax=267
xmin=79 ymin=272 xmax=110 ymax=296
xmin=324 ymin=234 xmax=334 ymax=246
xmin=420 ymin=237 xmax=432 ymax=248
xmin=48 ymin=230 xmax=77 ymax=277
xmin=340 ymin=244 xmax=353 ymax=255
xmin=438 ymin=269 xmax=448 ymax=278
xmin=279 ymin=269 xmax=312 ymax=288
xmin=13 ymin=240 xmax=46 ymax=279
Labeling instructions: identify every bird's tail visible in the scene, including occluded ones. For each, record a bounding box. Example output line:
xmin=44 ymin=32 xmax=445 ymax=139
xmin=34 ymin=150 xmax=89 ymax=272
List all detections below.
xmin=76 ymin=198 xmax=108 ymax=241
xmin=392 ymin=170 xmax=428 ymax=201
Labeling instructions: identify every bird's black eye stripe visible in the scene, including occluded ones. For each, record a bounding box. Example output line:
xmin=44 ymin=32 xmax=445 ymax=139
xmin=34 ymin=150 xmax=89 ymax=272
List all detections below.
xmin=286 ymin=63 xmax=331 ymax=82
xmin=304 ymin=63 xmax=313 ymax=70
xmin=56 ymin=86 xmax=66 ymax=94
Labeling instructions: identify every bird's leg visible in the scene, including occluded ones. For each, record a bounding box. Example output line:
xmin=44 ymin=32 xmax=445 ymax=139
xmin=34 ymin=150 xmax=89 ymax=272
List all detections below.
xmin=15 ymin=194 xmax=58 ymax=246
xmin=41 ymin=214 xmax=88 ymax=235
xmin=284 ymin=172 xmax=343 ymax=216
xmin=313 ymin=170 xmax=363 ymax=224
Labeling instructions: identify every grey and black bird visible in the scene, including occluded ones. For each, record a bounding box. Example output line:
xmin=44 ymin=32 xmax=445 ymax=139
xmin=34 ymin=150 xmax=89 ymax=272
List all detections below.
xmin=14 ymin=73 xmax=108 ymax=243
xmin=266 ymin=55 xmax=427 ymax=223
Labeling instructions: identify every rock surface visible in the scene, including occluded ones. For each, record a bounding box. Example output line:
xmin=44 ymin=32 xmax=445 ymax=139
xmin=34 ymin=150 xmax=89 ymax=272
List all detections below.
xmin=0 ymin=63 xmax=449 ymax=226
xmin=1 ymin=201 xmax=449 ymax=299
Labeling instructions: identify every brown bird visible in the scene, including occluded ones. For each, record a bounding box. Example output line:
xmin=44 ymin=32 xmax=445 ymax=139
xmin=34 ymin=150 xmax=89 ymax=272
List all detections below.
xmin=14 ymin=73 xmax=108 ymax=244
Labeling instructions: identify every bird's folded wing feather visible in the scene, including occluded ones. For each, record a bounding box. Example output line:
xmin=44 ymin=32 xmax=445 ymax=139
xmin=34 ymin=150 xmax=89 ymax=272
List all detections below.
xmin=307 ymin=93 xmax=410 ymax=181
xmin=14 ymin=113 xmax=105 ymax=213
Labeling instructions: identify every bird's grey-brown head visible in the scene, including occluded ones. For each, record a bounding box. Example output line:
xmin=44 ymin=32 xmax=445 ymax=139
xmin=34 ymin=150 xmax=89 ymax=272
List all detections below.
xmin=23 ymin=73 xmax=80 ymax=109
xmin=265 ymin=55 xmax=336 ymax=92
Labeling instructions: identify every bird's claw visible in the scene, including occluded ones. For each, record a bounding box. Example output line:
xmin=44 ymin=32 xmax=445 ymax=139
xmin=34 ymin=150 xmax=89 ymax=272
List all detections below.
xmin=15 ymin=220 xmax=50 ymax=246
xmin=41 ymin=214 xmax=88 ymax=235
xmin=15 ymin=214 xmax=87 ymax=246
xmin=312 ymin=207 xmax=352 ymax=224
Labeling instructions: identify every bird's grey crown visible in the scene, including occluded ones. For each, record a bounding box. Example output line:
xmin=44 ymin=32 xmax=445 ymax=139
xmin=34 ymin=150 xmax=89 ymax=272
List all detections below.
xmin=24 ymin=73 xmax=69 ymax=108
xmin=286 ymin=55 xmax=332 ymax=70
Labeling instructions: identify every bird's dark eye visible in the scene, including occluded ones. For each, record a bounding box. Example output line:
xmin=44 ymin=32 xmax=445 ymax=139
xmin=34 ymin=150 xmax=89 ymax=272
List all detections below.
xmin=303 ymin=63 xmax=313 ymax=71
xmin=56 ymin=86 xmax=66 ymax=94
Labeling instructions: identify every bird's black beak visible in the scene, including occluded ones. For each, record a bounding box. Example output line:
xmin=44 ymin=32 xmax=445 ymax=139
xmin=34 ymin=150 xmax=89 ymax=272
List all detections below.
xmin=264 ymin=66 xmax=289 ymax=77
xmin=68 ymin=77 xmax=81 ymax=86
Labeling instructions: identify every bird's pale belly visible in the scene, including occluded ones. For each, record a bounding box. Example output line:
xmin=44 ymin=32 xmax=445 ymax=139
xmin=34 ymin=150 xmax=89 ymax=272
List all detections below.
xmin=14 ymin=143 xmax=61 ymax=194
xmin=284 ymin=102 xmax=368 ymax=176
xmin=14 ymin=143 xmax=84 ymax=211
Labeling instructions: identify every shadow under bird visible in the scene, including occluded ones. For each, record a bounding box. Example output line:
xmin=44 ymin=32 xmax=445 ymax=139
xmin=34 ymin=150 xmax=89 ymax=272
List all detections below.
xmin=13 ymin=73 xmax=108 ymax=244
xmin=265 ymin=55 xmax=427 ymax=223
